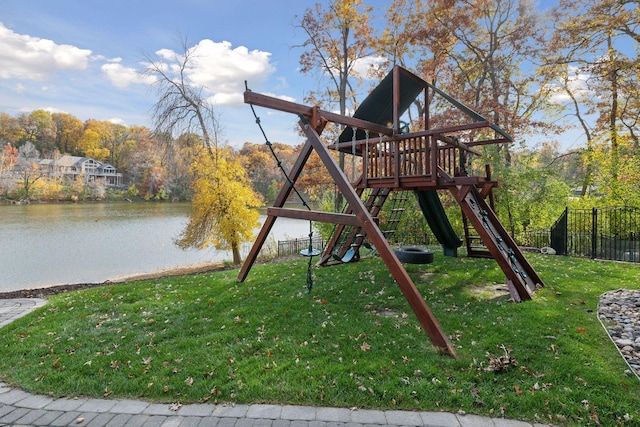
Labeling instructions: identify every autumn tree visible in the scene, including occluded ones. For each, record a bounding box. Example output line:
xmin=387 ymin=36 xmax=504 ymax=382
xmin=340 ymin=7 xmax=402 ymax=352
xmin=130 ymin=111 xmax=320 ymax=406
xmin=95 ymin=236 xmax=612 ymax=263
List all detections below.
xmin=0 ymin=113 xmax=24 ymax=145
xmin=19 ymin=110 xmax=57 ymax=156
xmin=78 ymin=127 xmax=109 ymax=161
xmin=0 ymin=144 xmax=18 ymax=196
xmin=238 ymin=142 xmax=299 ymax=202
xmin=297 ymin=0 xmax=378 ymax=208
xmin=176 ymin=147 xmax=262 ymax=264
xmin=550 ymin=0 xmax=640 ymax=204
xmin=126 ymin=126 xmax=166 ymax=198
xmin=298 ymin=0 xmax=375 ymax=116
xmin=15 ymin=141 xmax=44 ymax=200
xmin=145 ymin=37 xmax=262 ymax=263
xmin=51 ymin=113 xmax=84 ymax=155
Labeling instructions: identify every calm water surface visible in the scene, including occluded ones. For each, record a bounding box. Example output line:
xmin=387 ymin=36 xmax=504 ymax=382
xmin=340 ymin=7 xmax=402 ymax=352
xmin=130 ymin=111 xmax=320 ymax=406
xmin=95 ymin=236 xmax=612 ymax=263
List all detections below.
xmin=0 ymin=202 xmax=309 ymax=292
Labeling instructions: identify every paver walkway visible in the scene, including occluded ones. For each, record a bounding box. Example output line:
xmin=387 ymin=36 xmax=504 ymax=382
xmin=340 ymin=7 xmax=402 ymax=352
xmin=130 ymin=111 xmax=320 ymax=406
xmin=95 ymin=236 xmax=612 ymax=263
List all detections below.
xmin=0 ymin=298 xmax=553 ymax=427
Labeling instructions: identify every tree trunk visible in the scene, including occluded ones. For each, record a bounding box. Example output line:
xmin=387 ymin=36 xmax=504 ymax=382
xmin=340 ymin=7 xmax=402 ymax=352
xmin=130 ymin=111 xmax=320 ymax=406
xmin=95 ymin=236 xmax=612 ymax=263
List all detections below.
xmin=607 ymin=33 xmax=620 ymax=201
xmin=232 ymin=242 xmax=241 ymax=265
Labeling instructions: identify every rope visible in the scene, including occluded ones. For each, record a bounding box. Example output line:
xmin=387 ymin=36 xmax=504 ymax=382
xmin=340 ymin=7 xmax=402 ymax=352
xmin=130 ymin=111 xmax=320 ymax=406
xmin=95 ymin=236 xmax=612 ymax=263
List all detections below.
xmin=245 ymin=81 xmax=317 ymax=292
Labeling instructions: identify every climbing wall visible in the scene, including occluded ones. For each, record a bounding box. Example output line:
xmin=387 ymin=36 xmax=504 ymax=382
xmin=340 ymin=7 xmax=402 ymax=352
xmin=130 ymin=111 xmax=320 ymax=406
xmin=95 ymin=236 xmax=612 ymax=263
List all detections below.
xmin=454 ymin=185 xmax=543 ymax=301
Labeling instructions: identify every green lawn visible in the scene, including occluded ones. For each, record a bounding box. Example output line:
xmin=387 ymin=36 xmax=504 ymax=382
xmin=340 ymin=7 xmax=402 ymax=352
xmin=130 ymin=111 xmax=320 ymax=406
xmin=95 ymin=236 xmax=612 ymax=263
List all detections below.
xmin=1 ymin=251 xmax=639 ymax=426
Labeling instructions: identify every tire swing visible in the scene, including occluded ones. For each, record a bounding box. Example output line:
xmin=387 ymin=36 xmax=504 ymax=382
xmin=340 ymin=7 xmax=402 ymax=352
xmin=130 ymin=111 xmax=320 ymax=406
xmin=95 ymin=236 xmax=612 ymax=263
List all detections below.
xmin=395 ymin=247 xmax=434 ymax=264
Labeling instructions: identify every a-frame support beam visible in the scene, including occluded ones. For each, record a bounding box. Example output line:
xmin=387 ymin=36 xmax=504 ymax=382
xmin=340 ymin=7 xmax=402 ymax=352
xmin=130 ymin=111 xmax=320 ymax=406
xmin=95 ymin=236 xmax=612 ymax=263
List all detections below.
xmin=237 ymin=139 xmax=314 ymax=282
xmin=239 ymin=120 xmax=457 ymax=357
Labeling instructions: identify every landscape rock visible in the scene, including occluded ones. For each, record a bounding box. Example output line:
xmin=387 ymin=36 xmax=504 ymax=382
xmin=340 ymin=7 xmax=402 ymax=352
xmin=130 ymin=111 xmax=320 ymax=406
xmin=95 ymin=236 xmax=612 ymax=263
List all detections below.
xmin=599 ymin=289 xmax=640 ymax=381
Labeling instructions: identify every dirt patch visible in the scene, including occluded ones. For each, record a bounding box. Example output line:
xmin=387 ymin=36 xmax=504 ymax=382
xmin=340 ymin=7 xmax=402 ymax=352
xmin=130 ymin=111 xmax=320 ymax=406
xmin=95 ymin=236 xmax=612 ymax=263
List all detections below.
xmin=467 ymin=284 xmax=511 ymax=300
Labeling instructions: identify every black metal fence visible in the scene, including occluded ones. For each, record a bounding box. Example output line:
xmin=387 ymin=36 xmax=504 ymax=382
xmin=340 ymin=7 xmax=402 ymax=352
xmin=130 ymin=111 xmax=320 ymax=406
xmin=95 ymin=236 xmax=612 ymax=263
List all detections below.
xmin=277 ymin=235 xmax=326 ymax=257
xmin=278 ymin=206 xmax=640 ymax=263
xmin=515 ymin=230 xmax=551 ymax=249
xmin=550 ymin=206 xmax=640 ymax=262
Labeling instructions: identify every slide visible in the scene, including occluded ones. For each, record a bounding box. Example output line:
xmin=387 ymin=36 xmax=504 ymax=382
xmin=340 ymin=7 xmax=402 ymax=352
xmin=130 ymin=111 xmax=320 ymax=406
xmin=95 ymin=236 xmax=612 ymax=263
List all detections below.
xmin=415 ymin=190 xmax=462 ymax=257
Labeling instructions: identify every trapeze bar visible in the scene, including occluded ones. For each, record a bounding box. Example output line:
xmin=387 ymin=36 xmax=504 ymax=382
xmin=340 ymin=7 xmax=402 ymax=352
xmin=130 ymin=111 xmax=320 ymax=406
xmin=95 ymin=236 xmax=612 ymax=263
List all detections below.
xmin=266 ymin=207 xmax=362 ymax=227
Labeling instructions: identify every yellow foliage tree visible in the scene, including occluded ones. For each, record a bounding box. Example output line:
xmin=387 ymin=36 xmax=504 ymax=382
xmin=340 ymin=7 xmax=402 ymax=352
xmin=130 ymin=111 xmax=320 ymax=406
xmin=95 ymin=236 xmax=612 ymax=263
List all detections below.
xmin=78 ymin=129 xmax=109 ymax=161
xmin=176 ymin=148 xmax=263 ymax=264
xmin=146 ymin=37 xmax=263 ymax=264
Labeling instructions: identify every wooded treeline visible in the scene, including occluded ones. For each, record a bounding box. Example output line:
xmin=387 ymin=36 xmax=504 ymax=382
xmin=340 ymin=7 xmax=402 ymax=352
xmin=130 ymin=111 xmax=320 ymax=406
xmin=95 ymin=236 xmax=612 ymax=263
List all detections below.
xmin=2 ymin=0 xmax=639 ymax=242
xmin=0 ymin=110 xmax=302 ymax=203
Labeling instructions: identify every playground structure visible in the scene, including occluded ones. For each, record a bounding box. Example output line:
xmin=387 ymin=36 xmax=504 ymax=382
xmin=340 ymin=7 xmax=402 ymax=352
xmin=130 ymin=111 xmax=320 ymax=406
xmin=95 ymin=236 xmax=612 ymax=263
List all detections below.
xmin=238 ymin=66 xmax=544 ymax=357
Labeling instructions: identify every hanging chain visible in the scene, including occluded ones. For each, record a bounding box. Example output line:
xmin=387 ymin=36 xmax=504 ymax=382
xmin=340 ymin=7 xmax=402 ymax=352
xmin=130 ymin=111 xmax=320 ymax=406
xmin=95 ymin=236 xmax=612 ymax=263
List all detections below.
xmin=245 ymin=81 xmax=316 ymax=292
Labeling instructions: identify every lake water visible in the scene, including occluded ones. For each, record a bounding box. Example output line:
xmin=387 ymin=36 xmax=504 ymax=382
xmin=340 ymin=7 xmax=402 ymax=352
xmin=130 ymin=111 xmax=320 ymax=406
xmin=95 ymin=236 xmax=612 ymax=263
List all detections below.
xmin=0 ymin=202 xmax=310 ymax=292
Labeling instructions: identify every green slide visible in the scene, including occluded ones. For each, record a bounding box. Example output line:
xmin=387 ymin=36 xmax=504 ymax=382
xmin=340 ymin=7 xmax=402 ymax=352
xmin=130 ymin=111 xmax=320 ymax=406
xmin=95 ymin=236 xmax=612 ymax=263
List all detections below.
xmin=415 ymin=191 xmax=462 ymax=257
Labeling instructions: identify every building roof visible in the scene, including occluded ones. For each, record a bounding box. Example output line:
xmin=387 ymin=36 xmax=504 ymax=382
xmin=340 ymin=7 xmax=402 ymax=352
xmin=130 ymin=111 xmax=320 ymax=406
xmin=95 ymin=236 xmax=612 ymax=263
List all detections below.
xmin=55 ymin=155 xmax=87 ymax=167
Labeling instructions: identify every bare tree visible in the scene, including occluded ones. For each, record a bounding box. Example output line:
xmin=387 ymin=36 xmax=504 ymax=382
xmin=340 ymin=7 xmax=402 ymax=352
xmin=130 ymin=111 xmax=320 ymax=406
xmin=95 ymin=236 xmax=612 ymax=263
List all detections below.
xmin=143 ymin=37 xmax=221 ymax=160
xmin=142 ymin=36 xmax=261 ymax=264
xmin=16 ymin=141 xmax=44 ymax=201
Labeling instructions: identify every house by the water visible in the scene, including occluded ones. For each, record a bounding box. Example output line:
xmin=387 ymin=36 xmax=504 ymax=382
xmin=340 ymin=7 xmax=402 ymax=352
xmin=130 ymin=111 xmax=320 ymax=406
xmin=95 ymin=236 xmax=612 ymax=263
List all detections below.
xmin=39 ymin=155 xmax=123 ymax=186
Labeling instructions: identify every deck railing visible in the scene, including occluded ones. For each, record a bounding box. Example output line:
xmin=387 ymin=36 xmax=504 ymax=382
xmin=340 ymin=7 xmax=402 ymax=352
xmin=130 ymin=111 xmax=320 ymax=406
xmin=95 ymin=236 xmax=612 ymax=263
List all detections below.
xmin=363 ymin=134 xmax=464 ymax=185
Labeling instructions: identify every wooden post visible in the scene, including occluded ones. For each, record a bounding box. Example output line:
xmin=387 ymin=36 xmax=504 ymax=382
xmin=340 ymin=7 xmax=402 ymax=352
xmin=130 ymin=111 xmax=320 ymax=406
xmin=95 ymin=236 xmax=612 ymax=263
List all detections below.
xmin=300 ymin=122 xmax=456 ymax=357
xmin=237 ymin=140 xmax=314 ymax=282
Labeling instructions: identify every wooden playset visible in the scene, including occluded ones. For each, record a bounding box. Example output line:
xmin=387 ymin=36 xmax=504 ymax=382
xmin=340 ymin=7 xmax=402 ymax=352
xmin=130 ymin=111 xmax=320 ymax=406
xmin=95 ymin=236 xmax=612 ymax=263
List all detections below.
xmin=238 ymin=66 xmax=544 ymax=357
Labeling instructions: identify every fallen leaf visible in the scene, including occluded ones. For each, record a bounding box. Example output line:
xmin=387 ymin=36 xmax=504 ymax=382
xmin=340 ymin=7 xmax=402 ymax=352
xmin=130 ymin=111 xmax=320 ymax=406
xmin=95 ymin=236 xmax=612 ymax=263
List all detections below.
xmin=514 ymin=384 xmax=522 ymax=395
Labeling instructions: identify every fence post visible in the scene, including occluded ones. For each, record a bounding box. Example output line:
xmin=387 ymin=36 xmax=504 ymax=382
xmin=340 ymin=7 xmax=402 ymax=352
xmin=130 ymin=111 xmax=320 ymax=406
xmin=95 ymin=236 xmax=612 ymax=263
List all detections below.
xmin=591 ymin=208 xmax=597 ymax=259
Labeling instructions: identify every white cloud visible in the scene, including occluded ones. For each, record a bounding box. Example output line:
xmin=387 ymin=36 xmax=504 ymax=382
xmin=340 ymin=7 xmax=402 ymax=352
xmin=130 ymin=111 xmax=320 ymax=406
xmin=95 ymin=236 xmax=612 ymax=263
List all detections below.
xmin=549 ymin=66 xmax=592 ymax=104
xmin=157 ymin=39 xmax=276 ymax=106
xmin=108 ymin=117 xmax=126 ymax=125
xmin=0 ymin=22 xmax=92 ymax=80
xmin=101 ymin=60 xmax=156 ymax=88
xmin=351 ymin=56 xmax=388 ymax=79
xmin=42 ymin=106 xmax=68 ymax=114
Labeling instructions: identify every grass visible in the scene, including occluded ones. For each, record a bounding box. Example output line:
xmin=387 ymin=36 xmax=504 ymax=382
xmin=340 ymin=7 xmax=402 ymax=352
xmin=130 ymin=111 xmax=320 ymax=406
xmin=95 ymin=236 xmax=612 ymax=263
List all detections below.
xmin=1 ymin=251 xmax=639 ymax=426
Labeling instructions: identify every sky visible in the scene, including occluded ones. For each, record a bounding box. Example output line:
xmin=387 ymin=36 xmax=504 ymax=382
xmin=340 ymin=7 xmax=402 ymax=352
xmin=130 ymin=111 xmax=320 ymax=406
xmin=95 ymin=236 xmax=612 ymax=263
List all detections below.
xmin=0 ymin=0 xmax=346 ymax=148
xmin=1 ymin=0 xmax=572 ymax=151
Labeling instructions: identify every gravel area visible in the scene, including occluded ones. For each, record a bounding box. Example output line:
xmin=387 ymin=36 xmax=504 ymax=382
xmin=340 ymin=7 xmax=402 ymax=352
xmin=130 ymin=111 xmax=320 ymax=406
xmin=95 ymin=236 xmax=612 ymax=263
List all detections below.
xmin=598 ymin=289 xmax=640 ymax=380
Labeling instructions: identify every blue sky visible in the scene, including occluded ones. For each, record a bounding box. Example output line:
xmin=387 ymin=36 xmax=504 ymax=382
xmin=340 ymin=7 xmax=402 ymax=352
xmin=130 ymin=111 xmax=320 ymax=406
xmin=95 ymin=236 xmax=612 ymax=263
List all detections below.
xmin=0 ymin=0 xmax=342 ymax=147
xmin=1 ymin=0 xmax=571 ymax=150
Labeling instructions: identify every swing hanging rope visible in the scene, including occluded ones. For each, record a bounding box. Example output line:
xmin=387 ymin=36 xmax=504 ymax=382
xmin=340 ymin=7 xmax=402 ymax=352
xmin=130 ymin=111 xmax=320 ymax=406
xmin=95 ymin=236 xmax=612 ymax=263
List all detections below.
xmin=245 ymin=81 xmax=317 ymax=292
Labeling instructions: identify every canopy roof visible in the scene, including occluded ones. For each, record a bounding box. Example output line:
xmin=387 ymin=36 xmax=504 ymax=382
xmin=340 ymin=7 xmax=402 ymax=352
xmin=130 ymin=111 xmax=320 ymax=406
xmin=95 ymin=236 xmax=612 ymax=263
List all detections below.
xmin=338 ymin=66 xmax=512 ymax=143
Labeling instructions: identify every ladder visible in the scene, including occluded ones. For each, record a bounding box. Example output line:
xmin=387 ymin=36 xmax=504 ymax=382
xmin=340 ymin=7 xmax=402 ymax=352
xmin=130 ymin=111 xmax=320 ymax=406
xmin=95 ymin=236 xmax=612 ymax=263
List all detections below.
xmin=454 ymin=185 xmax=543 ymax=301
xmin=317 ymin=187 xmax=392 ymax=265
xmin=380 ymin=191 xmax=409 ymax=243
xmin=462 ymin=212 xmax=492 ymax=258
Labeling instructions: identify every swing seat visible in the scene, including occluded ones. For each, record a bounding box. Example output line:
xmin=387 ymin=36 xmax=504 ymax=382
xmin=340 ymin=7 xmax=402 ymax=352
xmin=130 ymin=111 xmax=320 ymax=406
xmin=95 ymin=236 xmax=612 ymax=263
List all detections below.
xmin=340 ymin=248 xmax=356 ymax=263
xmin=300 ymin=249 xmax=321 ymax=257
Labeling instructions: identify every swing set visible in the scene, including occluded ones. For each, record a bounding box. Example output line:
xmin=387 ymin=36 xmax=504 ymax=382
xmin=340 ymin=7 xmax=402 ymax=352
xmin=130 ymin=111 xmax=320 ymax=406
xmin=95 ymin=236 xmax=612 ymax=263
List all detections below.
xmin=239 ymin=66 xmax=544 ymax=357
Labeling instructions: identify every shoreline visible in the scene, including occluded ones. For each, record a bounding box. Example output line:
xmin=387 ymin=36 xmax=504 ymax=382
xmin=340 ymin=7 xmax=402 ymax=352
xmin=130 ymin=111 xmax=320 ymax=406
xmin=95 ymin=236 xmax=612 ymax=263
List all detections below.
xmin=0 ymin=255 xmax=298 ymax=300
xmin=0 ymin=262 xmax=230 ymax=300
